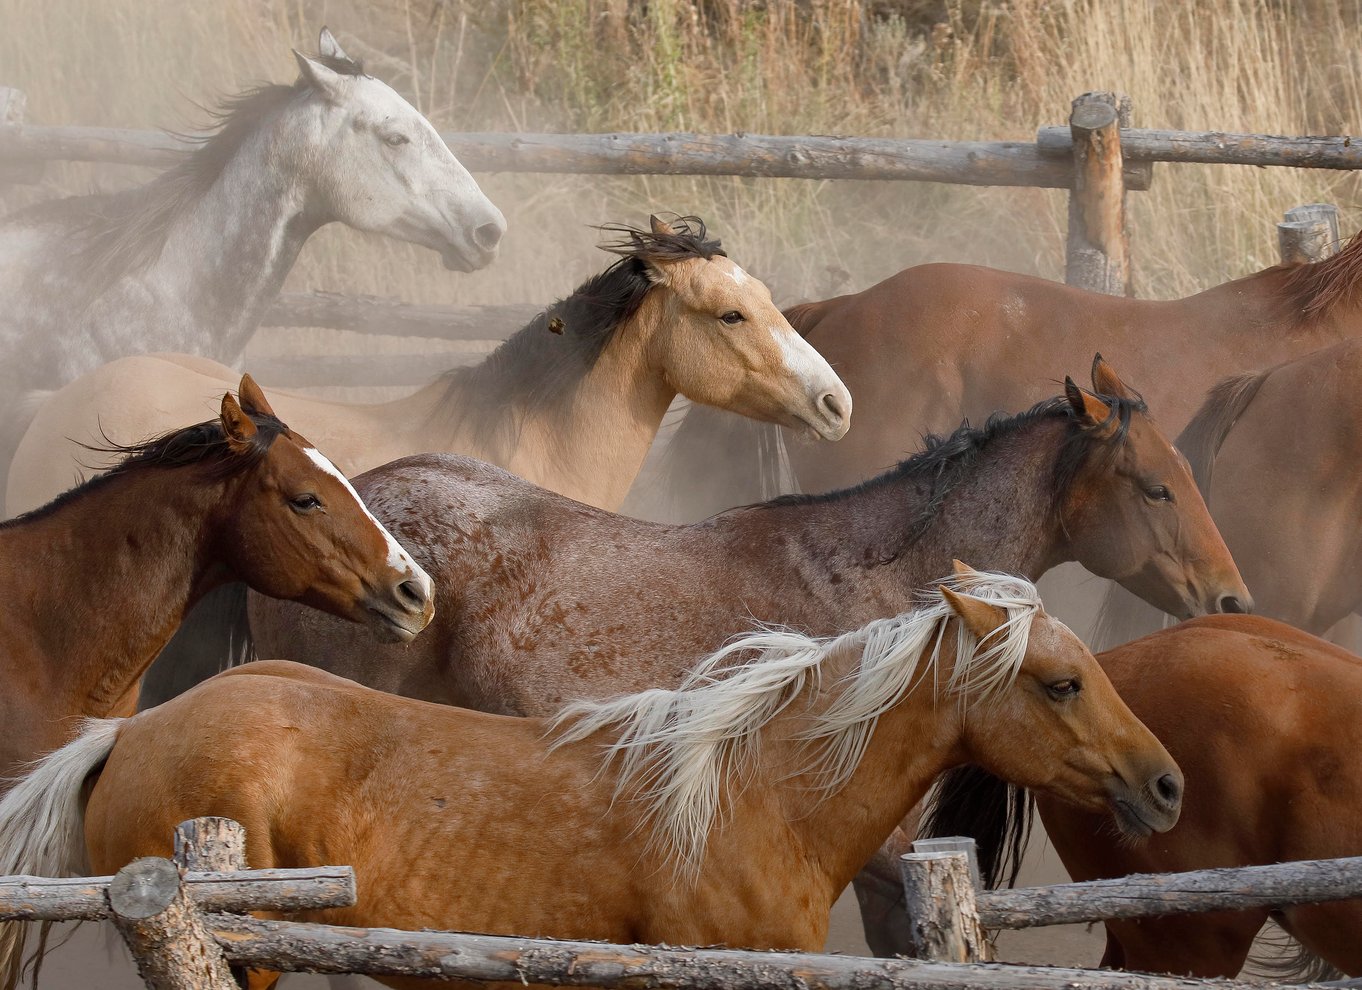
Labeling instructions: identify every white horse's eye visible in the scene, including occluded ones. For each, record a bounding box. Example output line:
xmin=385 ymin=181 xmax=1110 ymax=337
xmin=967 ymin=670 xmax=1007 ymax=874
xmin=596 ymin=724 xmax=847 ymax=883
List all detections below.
xmin=384 ymin=133 xmax=410 ymax=148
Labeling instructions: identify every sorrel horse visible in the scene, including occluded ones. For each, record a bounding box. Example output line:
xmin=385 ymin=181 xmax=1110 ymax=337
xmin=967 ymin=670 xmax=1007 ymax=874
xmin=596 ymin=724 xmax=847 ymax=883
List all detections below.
xmin=0 ymin=374 xmax=432 ymax=791
xmin=7 ymin=215 xmax=848 ymax=516
xmin=249 ymin=357 xmax=1246 ymax=713
xmin=656 ymin=230 xmax=1362 ymax=518
xmin=0 ymin=569 xmax=1182 ymax=990
xmin=1030 ymin=616 xmax=1361 ymax=978
xmin=1093 ymin=337 xmax=1362 ymax=648
xmin=0 ymin=29 xmax=502 ymax=487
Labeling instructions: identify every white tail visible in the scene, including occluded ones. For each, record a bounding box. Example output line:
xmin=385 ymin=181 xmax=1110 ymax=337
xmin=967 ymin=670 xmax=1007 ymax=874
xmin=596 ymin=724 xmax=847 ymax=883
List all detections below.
xmin=0 ymin=718 xmax=122 ymax=990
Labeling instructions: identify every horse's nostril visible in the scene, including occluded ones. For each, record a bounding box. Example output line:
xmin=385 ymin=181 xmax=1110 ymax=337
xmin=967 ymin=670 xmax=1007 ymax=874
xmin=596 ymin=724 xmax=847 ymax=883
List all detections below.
xmin=396 ymin=579 xmax=426 ymax=610
xmin=821 ymin=392 xmax=847 ymax=423
xmin=1155 ymin=772 xmax=1182 ymax=808
xmin=1218 ymin=595 xmax=1247 ymax=615
xmin=473 ymin=221 xmax=504 ymax=252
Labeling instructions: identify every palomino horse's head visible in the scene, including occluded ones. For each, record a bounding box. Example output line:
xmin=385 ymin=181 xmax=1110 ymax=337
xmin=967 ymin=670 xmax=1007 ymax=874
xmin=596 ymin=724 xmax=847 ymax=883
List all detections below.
xmin=942 ymin=565 xmax=1182 ymax=837
xmin=214 ymin=375 xmax=434 ymax=642
xmin=1058 ymin=356 xmax=1250 ymax=619
xmin=612 ymin=215 xmax=851 ymax=440
xmin=290 ymin=28 xmax=505 ymax=271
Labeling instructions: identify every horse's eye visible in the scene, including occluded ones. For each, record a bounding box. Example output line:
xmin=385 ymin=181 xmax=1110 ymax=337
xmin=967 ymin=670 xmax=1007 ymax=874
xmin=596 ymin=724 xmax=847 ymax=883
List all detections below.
xmin=720 ymin=311 xmax=745 ymax=325
xmin=289 ymin=493 xmax=323 ymax=514
xmin=1143 ymin=484 xmax=1173 ymax=502
xmin=1047 ymin=678 xmax=1081 ymax=700
xmin=384 ymin=133 xmax=410 ymax=148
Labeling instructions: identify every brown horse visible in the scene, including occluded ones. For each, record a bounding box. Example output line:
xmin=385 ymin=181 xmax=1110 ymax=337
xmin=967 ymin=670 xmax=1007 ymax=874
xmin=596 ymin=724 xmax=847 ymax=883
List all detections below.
xmin=1035 ymin=616 xmax=1362 ymax=978
xmin=657 ymin=229 xmax=1362 ymax=519
xmin=1094 ymin=337 xmax=1362 ymax=648
xmin=0 ymin=569 xmax=1182 ymax=990
xmin=248 ymin=358 xmax=1247 ymax=714
xmin=0 ymin=374 xmax=432 ymax=789
xmin=9 ymin=215 xmax=849 ymax=516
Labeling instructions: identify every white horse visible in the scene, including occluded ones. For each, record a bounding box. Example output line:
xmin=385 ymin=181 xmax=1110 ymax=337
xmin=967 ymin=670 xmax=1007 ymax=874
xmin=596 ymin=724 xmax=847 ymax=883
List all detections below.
xmin=0 ymin=27 xmax=504 ymax=477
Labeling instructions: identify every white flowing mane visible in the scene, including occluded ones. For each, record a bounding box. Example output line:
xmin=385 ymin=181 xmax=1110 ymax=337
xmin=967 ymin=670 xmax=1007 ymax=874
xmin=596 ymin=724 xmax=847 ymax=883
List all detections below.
xmin=550 ymin=569 xmax=1043 ymax=877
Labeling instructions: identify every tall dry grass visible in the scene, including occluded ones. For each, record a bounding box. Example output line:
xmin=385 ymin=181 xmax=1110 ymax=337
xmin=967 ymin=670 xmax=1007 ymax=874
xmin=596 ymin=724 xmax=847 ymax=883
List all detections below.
xmin=2 ymin=0 xmax=1361 ymax=308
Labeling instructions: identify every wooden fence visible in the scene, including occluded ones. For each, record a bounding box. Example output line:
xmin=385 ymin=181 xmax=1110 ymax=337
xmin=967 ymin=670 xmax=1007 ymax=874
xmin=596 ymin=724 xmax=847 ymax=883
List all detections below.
xmin=3 ymin=817 xmax=1357 ymax=988
xmin=3 ymin=87 xmax=1362 ymax=356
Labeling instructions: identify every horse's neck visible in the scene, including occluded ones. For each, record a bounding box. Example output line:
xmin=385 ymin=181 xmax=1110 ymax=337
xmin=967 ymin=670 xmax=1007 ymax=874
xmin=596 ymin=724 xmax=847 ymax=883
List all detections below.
xmin=734 ymin=639 xmax=965 ymax=899
xmin=771 ymin=422 xmax=1064 ymax=619
xmin=431 ymin=306 xmax=675 ymax=510
xmin=0 ymin=472 xmax=222 ymax=717
xmin=131 ymin=136 xmax=316 ymax=366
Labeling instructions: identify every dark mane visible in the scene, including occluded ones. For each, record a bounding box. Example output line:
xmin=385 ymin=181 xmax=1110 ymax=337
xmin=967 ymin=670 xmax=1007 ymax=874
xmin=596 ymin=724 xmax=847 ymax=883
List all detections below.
xmin=762 ymin=389 xmax=1146 ymax=543
xmin=1279 ymin=228 xmax=1362 ymax=318
xmin=433 ymin=215 xmax=725 ymax=448
xmin=7 ymin=51 xmax=365 ymax=300
xmin=3 ymin=412 xmax=288 ymax=529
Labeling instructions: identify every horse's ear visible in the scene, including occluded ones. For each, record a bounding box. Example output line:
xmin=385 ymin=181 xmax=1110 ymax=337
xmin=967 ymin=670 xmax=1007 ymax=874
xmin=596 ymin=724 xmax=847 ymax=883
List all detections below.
xmin=1065 ymin=375 xmax=1113 ymax=430
xmin=649 ymin=214 xmax=678 ymax=237
xmin=293 ymin=49 xmax=346 ymax=103
xmin=220 ymin=393 xmax=259 ymax=453
xmin=237 ymin=374 xmax=276 ymax=419
xmin=941 ymin=585 xmax=1009 ymax=643
xmin=950 ymin=559 xmax=974 ymax=577
xmin=1091 ymin=353 xmax=1138 ymax=401
xmin=318 ymin=26 xmax=350 ymax=61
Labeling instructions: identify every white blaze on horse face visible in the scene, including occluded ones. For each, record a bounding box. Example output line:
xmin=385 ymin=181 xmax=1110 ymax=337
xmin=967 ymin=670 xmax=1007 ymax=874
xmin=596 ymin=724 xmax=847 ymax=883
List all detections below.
xmin=311 ymin=71 xmax=505 ymax=272
xmin=724 ymin=263 xmax=750 ymax=287
xmin=771 ymin=325 xmax=852 ymax=440
xmin=303 ymin=447 xmax=433 ymax=592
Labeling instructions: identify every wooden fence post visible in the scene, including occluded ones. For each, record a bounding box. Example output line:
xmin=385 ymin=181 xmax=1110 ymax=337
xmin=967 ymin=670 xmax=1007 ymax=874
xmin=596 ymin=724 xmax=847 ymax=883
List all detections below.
xmin=173 ymin=817 xmax=247 ymax=873
xmin=899 ymin=850 xmax=989 ymax=963
xmin=910 ymin=836 xmax=983 ymax=892
xmin=108 ymin=857 xmax=239 ymax=990
xmin=1278 ymin=202 xmax=1340 ymax=264
xmin=1066 ymin=91 xmax=1133 ymax=296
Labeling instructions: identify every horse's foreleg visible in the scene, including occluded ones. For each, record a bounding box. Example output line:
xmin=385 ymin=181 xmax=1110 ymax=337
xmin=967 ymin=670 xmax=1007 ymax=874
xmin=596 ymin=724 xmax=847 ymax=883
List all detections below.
xmin=851 ymin=809 xmax=923 ymax=957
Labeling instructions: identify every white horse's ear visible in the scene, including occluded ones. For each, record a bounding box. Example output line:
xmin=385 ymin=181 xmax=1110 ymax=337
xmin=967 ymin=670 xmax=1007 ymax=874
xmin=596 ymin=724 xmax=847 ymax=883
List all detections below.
xmin=318 ymin=26 xmax=350 ymax=61
xmin=293 ymin=50 xmax=346 ymax=103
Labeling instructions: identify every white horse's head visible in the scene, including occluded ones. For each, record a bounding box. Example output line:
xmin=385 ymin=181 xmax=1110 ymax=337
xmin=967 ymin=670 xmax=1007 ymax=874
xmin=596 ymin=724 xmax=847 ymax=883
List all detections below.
xmin=290 ymin=28 xmax=506 ymax=272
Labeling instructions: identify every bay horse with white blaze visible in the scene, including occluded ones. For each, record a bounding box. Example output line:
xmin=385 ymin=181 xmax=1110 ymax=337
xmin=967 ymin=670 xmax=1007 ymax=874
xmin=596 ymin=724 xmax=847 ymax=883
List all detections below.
xmin=0 ymin=568 xmax=1181 ymax=990
xmin=0 ymin=28 xmax=502 ymax=488
xmin=0 ymin=374 xmax=432 ymax=790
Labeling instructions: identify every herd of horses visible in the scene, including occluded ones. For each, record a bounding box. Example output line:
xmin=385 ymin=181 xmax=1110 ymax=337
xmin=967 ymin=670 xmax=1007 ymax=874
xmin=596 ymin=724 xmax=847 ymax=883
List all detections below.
xmin=0 ymin=24 xmax=1360 ymax=990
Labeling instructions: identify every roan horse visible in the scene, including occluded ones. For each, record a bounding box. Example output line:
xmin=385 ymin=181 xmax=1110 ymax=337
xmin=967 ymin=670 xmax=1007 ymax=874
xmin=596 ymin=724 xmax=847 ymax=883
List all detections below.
xmin=658 ymin=226 xmax=1362 ymax=517
xmin=0 ymin=568 xmax=1183 ymax=990
xmin=7 ymin=215 xmax=849 ymax=516
xmin=1093 ymin=337 xmax=1362 ymax=648
xmin=0 ymin=374 xmax=433 ymax=791
xmin=0 ymin=28 xmax=503 ymax=484
xmin=1011 ymin=615 xmax=1362 ymax=979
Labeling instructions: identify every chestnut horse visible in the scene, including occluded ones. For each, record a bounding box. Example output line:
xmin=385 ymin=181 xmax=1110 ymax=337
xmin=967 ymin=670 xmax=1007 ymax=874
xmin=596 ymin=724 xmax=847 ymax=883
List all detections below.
xmin=8 ymin=215 xmax=849 ymax=516
xmin=0 ymin=569 xmax=1182 ymax=990
xmin=1094 ymin=337 xmax=1362 ymax=647
xmin=657 ymin=228 xmax=1362 ymax=518
xmin=0 ymin=374 xmax=432 ymax=790
xmin=1036 ymin=616 xmax=1362 ymax=978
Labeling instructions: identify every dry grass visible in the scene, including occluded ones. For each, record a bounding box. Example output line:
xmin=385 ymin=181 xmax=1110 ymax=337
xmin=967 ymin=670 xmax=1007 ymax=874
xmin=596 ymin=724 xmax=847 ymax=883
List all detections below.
xmin=2 ymin=0 xmax=1362 ymax=309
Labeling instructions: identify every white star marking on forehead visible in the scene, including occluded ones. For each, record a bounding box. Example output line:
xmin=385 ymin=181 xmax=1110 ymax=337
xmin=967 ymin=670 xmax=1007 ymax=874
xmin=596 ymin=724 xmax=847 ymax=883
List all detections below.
xmin=724 ymin=263 xmax=749 ymax=286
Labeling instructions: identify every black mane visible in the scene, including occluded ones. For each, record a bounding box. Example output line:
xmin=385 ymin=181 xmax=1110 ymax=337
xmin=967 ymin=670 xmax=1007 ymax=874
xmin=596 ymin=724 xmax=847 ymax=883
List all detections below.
xmin=435 ymin=215 xmax=725 ymax=447
xmin=6 ymin=50 xmax=366 ymax=299
xmin=764 ymin=389 xmax=1146 ymax=543
xmin=4 ymin=411 xmax=289 ymax=529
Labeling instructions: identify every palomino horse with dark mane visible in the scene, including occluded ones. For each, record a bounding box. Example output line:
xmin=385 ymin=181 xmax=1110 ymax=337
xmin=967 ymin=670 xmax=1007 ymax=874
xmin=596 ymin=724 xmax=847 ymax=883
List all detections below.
xmin=0 ymin=568 xmax=1182 ymax=990
xmin=658 ymin=225 xmax=1362 ymax=517
xmin=0 ymin=28 xmax=502 ymax=486
xmin=1094 ymin=336 xmax=1362 ymax=647
xmin=0 ymin=374 xmax=432 ymax=790
xmin=952 ymin=615 xmax=1362 ymax=979
xmin=8 ymin=215 xmax=848 ymax=515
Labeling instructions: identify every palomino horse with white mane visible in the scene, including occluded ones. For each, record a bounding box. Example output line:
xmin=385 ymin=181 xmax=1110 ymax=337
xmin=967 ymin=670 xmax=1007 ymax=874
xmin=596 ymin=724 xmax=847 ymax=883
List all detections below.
xmin=8 ymin=215 xmax=848 ymax=515
xmin=0 ymin=27 xmax=503 ymax=485
xmin=0 ymin=374 xmax=432 ymax=792
xmin=0 ymin=568 xmax=1181 ymax=990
